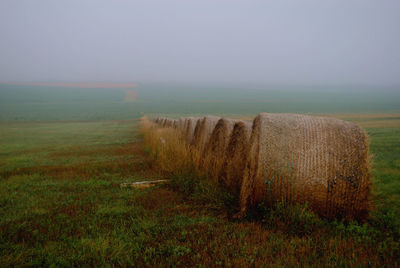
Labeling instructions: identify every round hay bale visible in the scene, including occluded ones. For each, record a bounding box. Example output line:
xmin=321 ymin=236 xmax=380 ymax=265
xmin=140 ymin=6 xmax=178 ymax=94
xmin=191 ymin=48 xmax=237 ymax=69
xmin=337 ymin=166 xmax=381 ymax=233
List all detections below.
xmin=163 ymin=118 xmax=173 ymax=128
xmin=159 ymin=118 xmax=166 ymax=127
xmin=191 ymin=118 xmax=202 ymax=146
xmin=183 ymin=117 xmax=201 ymax=144
xmin=191 ymin=116 xmax=221 ymax=153
xmin=177 ymin=117 xmax=186 ymax=133
xmin=172 ymin=119 xmax=178 ymax=129
xmin=161 ymin=118 xmax=167 ymax=127
xmin=202 ymin=118 xmax=236 ymax=181
xmin=240 ymin=113 xmax=371 ymax=220
xmin=219 ymin=120 xmax=253 ymax=196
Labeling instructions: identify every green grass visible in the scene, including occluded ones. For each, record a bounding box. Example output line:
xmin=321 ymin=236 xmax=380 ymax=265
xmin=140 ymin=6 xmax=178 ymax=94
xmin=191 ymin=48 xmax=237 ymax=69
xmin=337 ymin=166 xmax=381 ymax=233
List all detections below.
xmin=367 ymin=127 xmax=400 ymax=227
xmin=0 ymin=120 xmax=136 ymax=171
xmin=0 ymin=117 xmax=399 ymax=266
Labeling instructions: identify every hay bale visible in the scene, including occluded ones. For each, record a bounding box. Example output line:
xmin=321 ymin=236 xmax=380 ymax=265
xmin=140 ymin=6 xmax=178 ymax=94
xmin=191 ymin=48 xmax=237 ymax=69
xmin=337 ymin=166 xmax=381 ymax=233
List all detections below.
xmin=171 ymin=119 xmax=178 ymax=129
xmin=190 ymin=119 xmax=202 ymax=146
xmin=191 ymin=116 xmax=221 ymax=153
xmin=163 ymin=118 xmax=173 ymax=128
xmin=158 ymin=118 xmax=166 ymax=127
xmin=219 ymin=120 xmax=253 ymax=196
xmin=240 ymin=113 xmax=371 ymax=220
xmin=177 ymin=117 xmax=186 ymax=133
xmin=161 ymin=118 xmax=167 ymax=127
xmin=183 ymin=117 xmax=200 ymax=144
xmin=202 ymin=118 xmax=236 ymax=181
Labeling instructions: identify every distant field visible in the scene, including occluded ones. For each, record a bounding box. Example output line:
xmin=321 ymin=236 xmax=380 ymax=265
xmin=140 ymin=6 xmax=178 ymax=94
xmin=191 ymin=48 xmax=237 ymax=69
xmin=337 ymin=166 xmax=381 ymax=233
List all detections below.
xmin=1 ymin=83 xmax=400 ymax=121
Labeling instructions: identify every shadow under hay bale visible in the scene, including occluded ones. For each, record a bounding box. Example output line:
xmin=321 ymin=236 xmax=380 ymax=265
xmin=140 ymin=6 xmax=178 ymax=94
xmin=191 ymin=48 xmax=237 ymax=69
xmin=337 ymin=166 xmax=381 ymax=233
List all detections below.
xmin=202 ymin=118 xmax=235 ymax=181
xmin=219 ymin=120 xmax=253 ymax=197
xmin=240 ymin=113 xmax=371 ymax=221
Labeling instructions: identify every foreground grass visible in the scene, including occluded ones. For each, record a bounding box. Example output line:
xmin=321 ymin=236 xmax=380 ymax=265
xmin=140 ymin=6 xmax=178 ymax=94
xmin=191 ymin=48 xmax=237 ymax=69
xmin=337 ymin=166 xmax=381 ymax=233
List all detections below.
xmin=0 ymin=118 xmax=399 ymax=266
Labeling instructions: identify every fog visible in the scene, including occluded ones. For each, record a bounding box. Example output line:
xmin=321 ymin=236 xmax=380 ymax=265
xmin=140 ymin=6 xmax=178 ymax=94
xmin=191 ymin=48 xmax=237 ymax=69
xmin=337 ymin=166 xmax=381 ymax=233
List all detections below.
xmin=1 ymin=0 xmax=399 ymax=87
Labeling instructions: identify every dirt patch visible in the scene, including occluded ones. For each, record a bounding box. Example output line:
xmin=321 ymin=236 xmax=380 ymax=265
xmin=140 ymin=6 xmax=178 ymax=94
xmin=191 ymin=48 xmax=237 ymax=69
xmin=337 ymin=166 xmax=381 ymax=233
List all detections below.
xmin=124 ymin=90 xmax=138 ymax=102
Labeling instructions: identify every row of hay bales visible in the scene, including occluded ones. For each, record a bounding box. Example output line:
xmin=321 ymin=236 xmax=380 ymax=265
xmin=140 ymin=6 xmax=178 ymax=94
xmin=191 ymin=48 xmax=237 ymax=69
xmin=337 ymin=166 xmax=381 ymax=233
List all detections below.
xmin=152 ymin=113 xmax=371 ymax=220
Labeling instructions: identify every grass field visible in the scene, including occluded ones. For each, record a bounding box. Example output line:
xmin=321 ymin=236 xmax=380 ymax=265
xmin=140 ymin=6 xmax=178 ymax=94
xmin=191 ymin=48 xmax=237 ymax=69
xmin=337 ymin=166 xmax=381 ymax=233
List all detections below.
xmin=0 ymin=114 xmax=399 ymax=266
xmin=0 ymin=84 xmax=399 ymax=266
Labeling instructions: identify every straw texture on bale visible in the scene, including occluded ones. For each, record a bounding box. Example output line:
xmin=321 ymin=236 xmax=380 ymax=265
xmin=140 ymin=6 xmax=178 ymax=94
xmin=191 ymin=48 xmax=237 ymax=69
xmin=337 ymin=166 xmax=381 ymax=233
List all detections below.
xmin=219 ymin=120 xmax=253 ymax=196
xmin=191 ymin=116 xmax=221 ymax=153
xmin=158 ymin=118 xmax=166 ymax=127
xmin=177 ymin=117 xmax=186 ymax=133
xmin=202 ymin=118 xmax=235 ymax=181
xmin=172 ymin=119 xmax=178 ymax=129
xmin=161 ymin=118 xmax=167 ymax=127
xmin=183 ymin=117 xmax=200 ymax=144
xmin=163 ymin=118 xmax=173 ymax=128
xmin=240 ymin=113 xmax=371 ymax=220
xmin=191 ymin=119 xmax=202 ymax=146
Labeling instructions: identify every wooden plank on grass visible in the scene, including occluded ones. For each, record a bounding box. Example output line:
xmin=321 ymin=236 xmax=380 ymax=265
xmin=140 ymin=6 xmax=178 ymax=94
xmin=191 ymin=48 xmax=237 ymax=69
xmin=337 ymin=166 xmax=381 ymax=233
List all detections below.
xmin=120 ymin=180 xmax=169 ymax=189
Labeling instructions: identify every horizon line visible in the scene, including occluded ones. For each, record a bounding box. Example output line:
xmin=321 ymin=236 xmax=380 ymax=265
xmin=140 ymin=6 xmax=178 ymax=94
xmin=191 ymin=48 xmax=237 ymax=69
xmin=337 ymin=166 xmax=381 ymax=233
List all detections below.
xmin=0 ymin=82 xmax=138 ymax=88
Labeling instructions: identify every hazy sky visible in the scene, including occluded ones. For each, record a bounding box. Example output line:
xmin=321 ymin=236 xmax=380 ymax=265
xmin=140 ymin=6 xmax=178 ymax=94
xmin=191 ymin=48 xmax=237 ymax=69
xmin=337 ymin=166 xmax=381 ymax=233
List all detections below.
xmin=0 ymin=0 xmax=399 ymax=86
